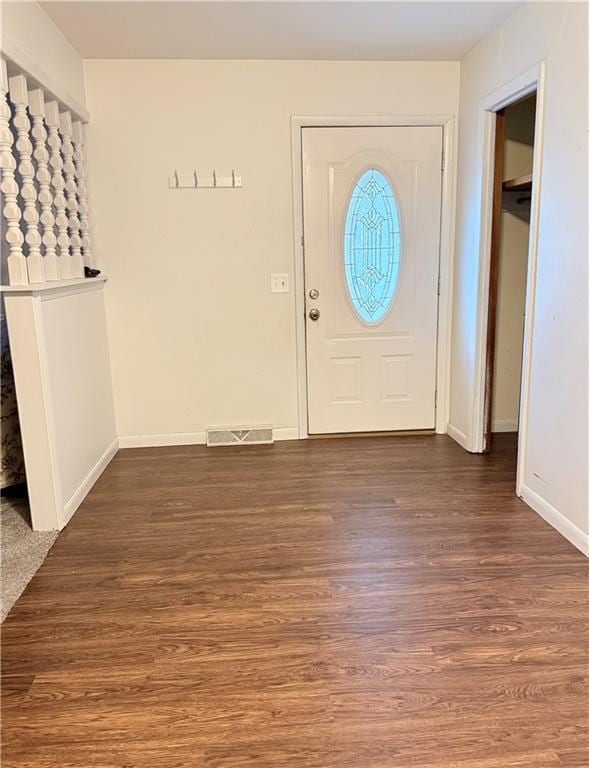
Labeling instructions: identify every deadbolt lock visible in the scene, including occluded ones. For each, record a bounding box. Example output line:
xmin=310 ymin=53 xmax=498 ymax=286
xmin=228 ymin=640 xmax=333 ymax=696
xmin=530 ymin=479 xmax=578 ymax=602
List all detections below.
xmin=309 ymin=288 xmax=319 ymax=300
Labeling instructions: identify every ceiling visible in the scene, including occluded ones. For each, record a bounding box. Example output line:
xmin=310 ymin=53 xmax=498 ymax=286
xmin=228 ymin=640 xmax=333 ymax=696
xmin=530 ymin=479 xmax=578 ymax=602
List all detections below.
xmin=41 ymin=1 xmax=523 ymax=61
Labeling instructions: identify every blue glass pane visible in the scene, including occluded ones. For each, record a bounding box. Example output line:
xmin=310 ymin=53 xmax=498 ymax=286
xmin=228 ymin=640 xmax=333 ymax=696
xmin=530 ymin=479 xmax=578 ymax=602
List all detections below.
xmin=344 ymin=169 xmax=401 ymax=324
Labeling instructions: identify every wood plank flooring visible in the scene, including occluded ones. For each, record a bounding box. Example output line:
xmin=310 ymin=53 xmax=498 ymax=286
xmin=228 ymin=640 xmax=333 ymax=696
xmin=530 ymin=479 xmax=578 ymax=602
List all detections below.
xmin=2 ymin=433 xmax=588 ymax=767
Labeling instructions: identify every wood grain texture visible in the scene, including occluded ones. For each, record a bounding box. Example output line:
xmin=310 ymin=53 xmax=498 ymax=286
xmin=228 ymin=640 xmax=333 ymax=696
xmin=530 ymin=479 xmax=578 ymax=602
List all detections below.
xmin=2 ymin=433 xmax=588 ymax=767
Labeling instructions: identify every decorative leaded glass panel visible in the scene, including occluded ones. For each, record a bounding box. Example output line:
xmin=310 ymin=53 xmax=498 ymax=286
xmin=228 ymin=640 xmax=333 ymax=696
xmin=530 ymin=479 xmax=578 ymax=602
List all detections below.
xmin=343 ymin=168 xmax=401 ymax=324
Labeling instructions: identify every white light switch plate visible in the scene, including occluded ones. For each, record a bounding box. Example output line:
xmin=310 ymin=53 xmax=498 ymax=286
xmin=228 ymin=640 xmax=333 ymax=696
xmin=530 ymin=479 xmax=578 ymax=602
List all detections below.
xmin=271 ymin=274 xmax=289 ymax=293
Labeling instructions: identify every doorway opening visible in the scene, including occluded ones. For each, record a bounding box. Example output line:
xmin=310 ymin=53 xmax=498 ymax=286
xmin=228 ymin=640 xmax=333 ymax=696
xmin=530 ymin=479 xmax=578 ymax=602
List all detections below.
xmin=483 ymin=93 xmax=538 ymax=462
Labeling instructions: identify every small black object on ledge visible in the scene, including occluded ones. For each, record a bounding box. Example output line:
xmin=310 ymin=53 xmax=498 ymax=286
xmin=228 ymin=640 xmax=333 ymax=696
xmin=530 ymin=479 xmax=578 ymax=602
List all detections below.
xmin=84 ymin=266 xmax=101 ymax=278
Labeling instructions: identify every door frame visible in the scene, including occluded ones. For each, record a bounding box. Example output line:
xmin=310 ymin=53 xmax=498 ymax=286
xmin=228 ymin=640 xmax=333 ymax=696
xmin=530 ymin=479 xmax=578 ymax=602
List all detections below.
xmin=471 ymin=63 xmax=546 ymax=496
xmin=291 ymin=114 xmax=457 ymax=438
xmin=482 ymin=106 xmax=506 ymax=454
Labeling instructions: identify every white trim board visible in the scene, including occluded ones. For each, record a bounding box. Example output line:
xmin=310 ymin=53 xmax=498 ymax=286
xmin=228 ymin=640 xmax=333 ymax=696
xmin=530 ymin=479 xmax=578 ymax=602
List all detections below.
xmin=446 ymin=422 xmax=470 ymax=451
xmin=117 ymin=427 xmax=300 ymax=449
xmin=520 ymin=485 xmax=589 ymax=558
xmin=118 ymin=432 xmax=206 ymax=449
xmin=4 ymin=292 xmax=63 ymax=530
xmin=291 ymin=114 xmax=457 ymax=439
xmin=62 ymin=438 xmax=118 ymax=526
xmin=1 ymin=277 xmax=107 ymax=295
xmin=0 ymin=41 xmax=89 ymax=123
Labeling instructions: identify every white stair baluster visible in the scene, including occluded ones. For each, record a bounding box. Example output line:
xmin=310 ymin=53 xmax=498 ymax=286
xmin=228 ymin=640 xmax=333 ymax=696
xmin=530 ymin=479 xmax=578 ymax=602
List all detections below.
xmin=9 ymin=73 xmax=44 ymax=283
xmin=28 ymin=88 xmax=59 ymax=281
xmin=72 ymin=120 xmax=93 ymax=267
xmin=45 ymin=101 xmax=71 ymax=279
xmin=59 ymin=110 xmax=83 ymax=278
xmin=0 ymin=60 xmax=27 ymax=285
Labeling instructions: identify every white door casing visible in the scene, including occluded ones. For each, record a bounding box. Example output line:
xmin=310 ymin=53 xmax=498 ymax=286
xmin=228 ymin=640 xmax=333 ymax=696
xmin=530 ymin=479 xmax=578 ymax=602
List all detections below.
xmin=302 ymin=126 xmax=443 ymax=434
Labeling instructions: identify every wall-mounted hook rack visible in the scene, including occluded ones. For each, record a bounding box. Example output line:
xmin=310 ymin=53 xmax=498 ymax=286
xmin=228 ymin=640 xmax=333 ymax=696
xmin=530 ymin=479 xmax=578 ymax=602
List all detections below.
xmin=168 ymin=169 xmax=243 ymax=189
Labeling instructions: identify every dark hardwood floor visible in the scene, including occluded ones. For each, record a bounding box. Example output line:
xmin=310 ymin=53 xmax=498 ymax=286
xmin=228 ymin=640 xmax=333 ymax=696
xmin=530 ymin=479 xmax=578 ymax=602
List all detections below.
xmin=2 ymin=433 xmax=588 ymax=767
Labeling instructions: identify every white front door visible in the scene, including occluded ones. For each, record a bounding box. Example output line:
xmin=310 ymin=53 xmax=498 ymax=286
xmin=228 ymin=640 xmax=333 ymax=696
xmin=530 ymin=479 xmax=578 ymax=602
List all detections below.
xmin=302 ymin=126 xmax=443 ymax=434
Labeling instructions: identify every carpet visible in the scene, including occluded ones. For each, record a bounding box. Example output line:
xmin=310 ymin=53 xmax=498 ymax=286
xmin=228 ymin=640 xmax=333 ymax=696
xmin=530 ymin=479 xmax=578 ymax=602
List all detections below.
xmin=1 ymin=487 xmax=58 ymax=622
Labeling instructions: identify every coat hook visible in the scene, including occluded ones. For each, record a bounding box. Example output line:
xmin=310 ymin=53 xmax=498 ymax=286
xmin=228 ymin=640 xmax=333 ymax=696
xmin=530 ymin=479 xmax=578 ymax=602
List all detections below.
xmin=194 ymin=169 xmax=198 ymax=187
xmin=213 ymin=169 xmax=217 ymax=187
xmin=232 ymin=169 xmax=235 ymax=187
xmin=174 ymin=169 xmax=179 ymax=188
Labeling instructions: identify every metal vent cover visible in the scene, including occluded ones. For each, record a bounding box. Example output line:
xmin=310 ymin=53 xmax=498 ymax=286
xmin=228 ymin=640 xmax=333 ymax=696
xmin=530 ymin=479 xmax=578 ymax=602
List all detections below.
xmin=206 ymin=426 xmax=274 ymax=447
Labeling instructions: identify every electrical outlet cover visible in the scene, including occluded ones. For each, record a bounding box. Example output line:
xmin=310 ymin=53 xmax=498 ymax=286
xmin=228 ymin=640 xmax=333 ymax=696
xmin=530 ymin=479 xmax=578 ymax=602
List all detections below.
xmin=271 ymin=274 xmax=289 ymax=293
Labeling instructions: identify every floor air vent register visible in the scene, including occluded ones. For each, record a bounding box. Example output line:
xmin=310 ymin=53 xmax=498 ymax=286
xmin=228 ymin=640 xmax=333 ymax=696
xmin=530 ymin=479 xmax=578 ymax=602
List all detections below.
xmin=206 ymin=427 xmax=274 ymax=447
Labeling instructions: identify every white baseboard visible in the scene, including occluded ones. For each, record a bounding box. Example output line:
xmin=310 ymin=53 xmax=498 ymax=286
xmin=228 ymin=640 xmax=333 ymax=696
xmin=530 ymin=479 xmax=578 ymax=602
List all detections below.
xmin=446 ymin=422 xmax=470 ymax=451
xmin=274 ymin=427 xmax=300 ymax=441
xmin=492 ymin=418 xmax=518 ymax=432
xmin=118 ymin=432 xmax=207 ymax=448
xmin=61 ymin=437 xmax=118 ymax=527
xmin=520 ymin=484 xmax=589 ymax=557
xmin=118 ymin=427 xmax=301 ymax=449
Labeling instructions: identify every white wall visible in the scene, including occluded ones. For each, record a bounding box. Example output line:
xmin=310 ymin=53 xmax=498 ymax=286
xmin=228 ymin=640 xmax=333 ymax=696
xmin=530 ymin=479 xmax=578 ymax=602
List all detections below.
xmin=83 ymin=60 xmax=460 ymax=445
xmin=450 ymin=2 xmax=588 ymax=547
xmin=0 ymin=0 xmax=86 ymax=111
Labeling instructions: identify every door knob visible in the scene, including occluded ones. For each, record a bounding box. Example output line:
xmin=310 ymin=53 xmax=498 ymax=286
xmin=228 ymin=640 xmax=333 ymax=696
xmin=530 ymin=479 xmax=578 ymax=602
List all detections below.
xmin=308 ymin=308 xmax=320 ymax=321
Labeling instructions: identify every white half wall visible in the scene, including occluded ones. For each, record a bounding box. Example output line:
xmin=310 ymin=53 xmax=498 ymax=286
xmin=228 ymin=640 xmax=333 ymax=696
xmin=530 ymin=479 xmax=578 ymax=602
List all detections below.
xmin=0 ymin=0 xmax=87 ymax=114
xmin=450 ymin=3 xmax=588 ymax=549
xmin=83 ymin=59 xmax=460 ymax=445
xmin=3 ymin=280 xmax=117 ymax=530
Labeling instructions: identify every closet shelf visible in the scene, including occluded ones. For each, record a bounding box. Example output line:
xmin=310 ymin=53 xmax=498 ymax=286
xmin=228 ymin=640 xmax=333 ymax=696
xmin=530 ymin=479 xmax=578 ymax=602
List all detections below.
xmin=502 ymin=173 xmax=532 ymax=192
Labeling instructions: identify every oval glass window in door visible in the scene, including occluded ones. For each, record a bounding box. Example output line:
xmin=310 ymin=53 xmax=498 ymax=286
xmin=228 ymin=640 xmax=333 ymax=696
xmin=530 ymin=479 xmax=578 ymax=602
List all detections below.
xmin=343 ymin=168 xmax=401 ymax=324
